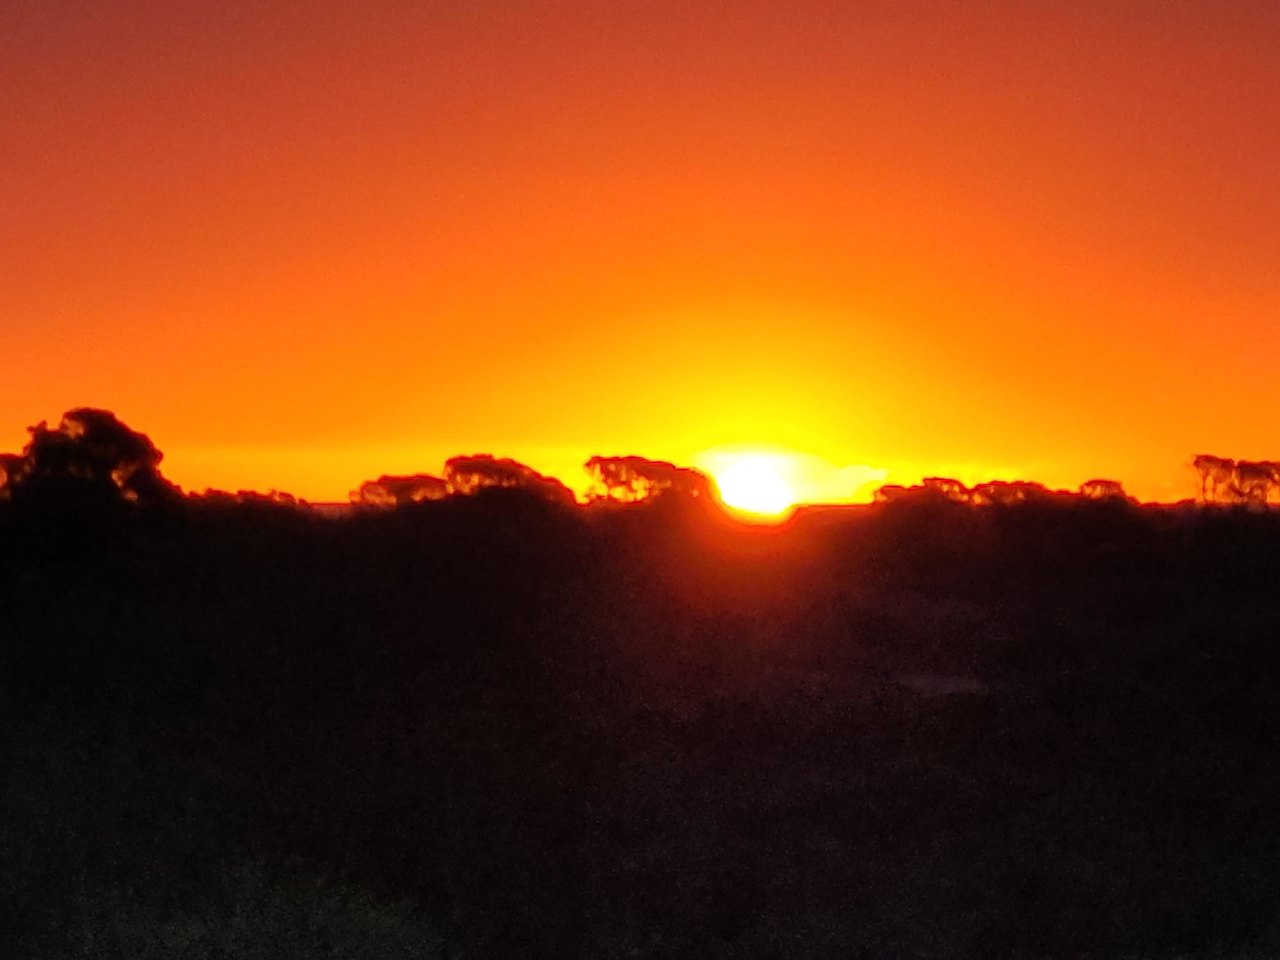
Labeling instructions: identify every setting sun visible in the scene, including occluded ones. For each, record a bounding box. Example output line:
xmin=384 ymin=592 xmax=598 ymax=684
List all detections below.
xmin=710 ymin=453 xmax=798 ymax=517
xmin=6 ymin=3 xmax=1280 ymax=955
xmin=696 ymin=446 xmax=888 ymax=516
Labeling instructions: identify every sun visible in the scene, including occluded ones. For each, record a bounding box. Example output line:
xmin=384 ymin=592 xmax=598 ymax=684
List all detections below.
xmin=712 ymin=454 xmax=799 ymax=517
xmin=695 ymin=444 xmax=888 ymax=517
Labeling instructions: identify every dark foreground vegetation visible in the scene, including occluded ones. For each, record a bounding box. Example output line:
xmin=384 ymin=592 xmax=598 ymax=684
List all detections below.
xmin=5 ymin=411 xmax=1280 ymax=958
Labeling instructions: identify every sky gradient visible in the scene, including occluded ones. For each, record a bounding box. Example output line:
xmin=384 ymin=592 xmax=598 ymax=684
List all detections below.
xmin=4 ymin=1 xmax=1278 ymax=502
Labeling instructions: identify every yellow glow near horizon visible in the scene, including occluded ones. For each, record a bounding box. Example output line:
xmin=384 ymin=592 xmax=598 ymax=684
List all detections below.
xmin=696 ymin=446 xmax=889 ymax=515
xmin=713 ymin=453 xmax=798 ymax=516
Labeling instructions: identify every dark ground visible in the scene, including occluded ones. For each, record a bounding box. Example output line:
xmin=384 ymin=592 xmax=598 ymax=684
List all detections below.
xmin=4 ymin=490 xmax=1280 ymax=958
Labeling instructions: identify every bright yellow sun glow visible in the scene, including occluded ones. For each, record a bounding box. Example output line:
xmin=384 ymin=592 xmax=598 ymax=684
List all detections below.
xmin=710 ymin=454 xmax=799 ymax=517
xmin=694 ymin=446 xmax=891 ymax=518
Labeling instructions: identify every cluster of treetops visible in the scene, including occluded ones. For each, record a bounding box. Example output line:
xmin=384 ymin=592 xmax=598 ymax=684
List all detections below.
xmin=0 ymin=408 xmax=1273 ymax=512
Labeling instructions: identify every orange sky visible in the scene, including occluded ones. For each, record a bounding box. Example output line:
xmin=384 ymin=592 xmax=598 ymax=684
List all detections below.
xmin=3 ymin=1 xmax=1278 ymax=503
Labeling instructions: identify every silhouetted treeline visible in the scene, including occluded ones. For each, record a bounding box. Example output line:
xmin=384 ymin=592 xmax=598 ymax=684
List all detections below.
xmin=1193 ymin=453 xmax=1280 ymax=505
xmin=6 ymin=411 xmax=1280 ymax=958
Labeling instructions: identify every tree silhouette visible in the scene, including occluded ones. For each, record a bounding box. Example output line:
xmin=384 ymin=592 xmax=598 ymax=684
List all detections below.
xmin=921 ymin=477 xmax=971 ymax=504
xmin=1078 ymin=479 xmax=1130 ymax=502
xmin=874 ymin=479 xmax=970 ymax=507
xmin=0 ymin=453 xmax=24 ymax=500
xmin=350 ymin=474 xmax=449 ymax=508
xmin=1232 ymin=460 xmax=1278 ymax=506
xmin=443 ymin=455 xmax=574 ymax=504
xmin=1193 ymin=454 xmax=1235 ymax=504
xmin=872 ymin=483 xmax=910 ymax=505
xmin=584 ymin=456 xmax=715 ymax=504
xmin=1192 ymin=456 xmax=1279 ymax=506
xmin=970 ymin=480 xmax=1050 ymax=507
xmin=10 ymin=408 xmax=178 ymax=507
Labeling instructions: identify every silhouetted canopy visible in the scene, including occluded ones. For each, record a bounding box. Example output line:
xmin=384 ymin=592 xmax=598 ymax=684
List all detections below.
xmin=1234 ymin=460 xmax=1279 ymax=505
xmin=920 ymin=477 xmax=971 ymax=504
xmin=874 ymin=479 xmax=969 ymax=507
xmin=1078 ymin=479 xmax=1131 ymax=502
xmin=585 ymin=455 xmax=715 ymax=503
xmin=9 ymin=408 xmax=178 ymax=507
xmin=1193 ymin=455 xmax=1280 ymax=505
xmin=0 ymin=453 xmax=24 ymax=499
xmin=350 ymin=474 xmax=449 ymax=508
xmin=876 ymin=479 xmax=1058 ymax=509
xmin=969 ymin=481 xmax=1051 ymax=507
xmin=444 ymin=455 xmax=574 ymax=505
